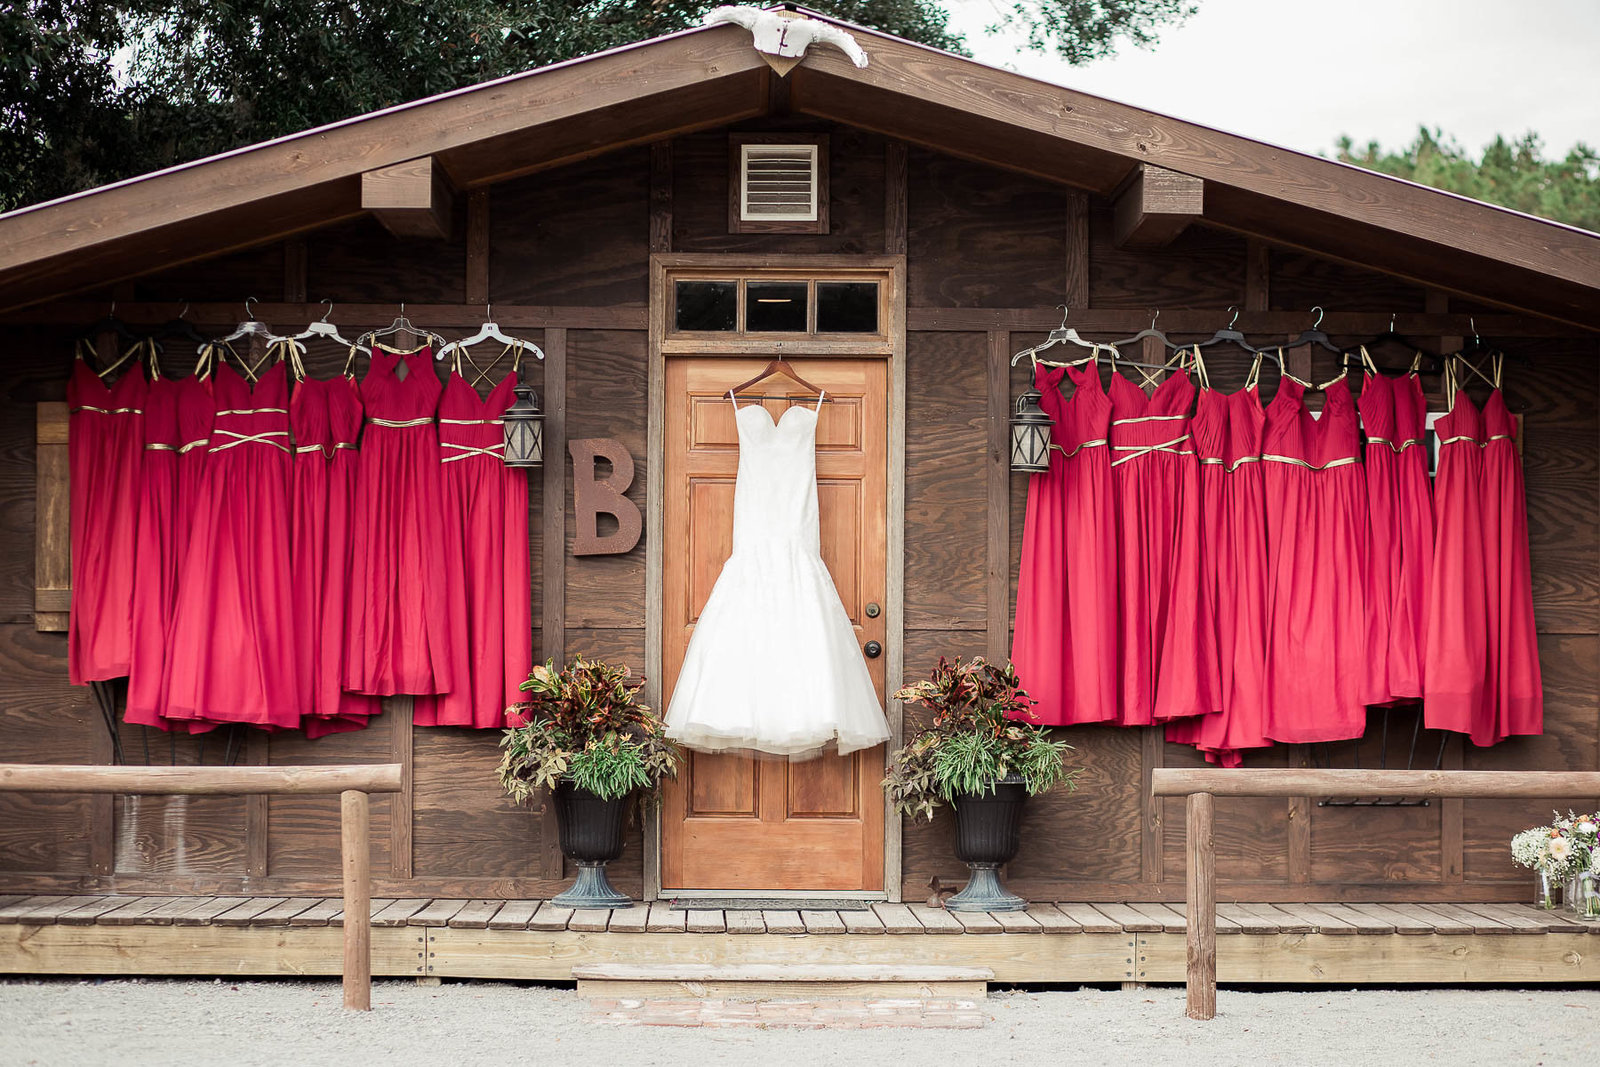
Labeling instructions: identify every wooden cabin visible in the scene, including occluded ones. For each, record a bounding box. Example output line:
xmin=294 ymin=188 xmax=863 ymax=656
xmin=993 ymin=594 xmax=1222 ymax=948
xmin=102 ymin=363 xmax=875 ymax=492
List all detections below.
xmin=1 ymin=10 xmax=1598 ymax=986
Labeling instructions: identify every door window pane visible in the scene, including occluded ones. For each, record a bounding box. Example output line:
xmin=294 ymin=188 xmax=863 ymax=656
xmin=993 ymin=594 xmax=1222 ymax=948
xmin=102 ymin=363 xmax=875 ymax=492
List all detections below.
xmin=675 ymin=280 xmax=737 ymax=331
xmin=816 ymin=282 xmax=879 ymax=333
xmin=745 ymin=281 xmax=808 ymax=332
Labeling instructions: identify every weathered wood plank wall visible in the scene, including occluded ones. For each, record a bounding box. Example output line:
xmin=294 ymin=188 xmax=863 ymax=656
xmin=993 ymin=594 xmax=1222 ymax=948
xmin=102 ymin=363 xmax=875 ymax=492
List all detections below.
xmin=0 ymin=125 xmax=1593 ymax=901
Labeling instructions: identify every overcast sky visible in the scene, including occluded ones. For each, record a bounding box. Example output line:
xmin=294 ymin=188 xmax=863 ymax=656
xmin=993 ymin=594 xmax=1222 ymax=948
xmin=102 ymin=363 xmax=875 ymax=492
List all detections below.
xmin=944 ymin=0 xmax=1599 ymax=160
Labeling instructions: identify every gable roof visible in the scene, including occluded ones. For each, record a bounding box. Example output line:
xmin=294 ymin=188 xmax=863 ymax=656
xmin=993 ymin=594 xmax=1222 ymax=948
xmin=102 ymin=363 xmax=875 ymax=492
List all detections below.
xmin=2 ymin=11 xmax=1597 ymax=327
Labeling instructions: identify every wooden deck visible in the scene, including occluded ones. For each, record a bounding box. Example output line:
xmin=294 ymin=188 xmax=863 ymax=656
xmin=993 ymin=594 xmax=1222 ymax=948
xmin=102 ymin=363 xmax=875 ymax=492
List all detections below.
xmin=1 ymin=896 xmax=1595 ymax=985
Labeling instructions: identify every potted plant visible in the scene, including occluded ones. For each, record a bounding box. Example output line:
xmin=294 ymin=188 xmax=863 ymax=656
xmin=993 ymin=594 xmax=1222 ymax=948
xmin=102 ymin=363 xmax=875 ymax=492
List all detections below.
xmin=885 ymin=656 xmax=1077 ymax=912
xmin=497 ymin=657 xmax=679 ymax=908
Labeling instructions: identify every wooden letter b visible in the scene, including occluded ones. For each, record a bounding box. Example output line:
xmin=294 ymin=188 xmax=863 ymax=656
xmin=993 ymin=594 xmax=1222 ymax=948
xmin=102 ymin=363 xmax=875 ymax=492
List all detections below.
xmin=569 ymin=437 xmax=642 ymax=556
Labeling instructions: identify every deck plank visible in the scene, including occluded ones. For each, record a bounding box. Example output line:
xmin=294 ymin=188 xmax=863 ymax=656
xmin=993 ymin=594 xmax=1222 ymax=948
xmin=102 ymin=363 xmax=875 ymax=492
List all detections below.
xmin=1481 ymin=904 xmax=1587 ymax=934
xmin=799 ymin=910 xmax=846 ymax=935
xmin=124 ymin=897 xmax=212 ymax=925
xmin=1343 ymin=903 xmax=1436 ymax=935
xmin=1385 ymin=902 xmax=1474 ymax=935
xmin=1315 ymin=903 xmax=1393 ymax=935
xmin=906 ymin=904 xmax=964 ymax=934
xmin=30 ymin=897 xmax=124 ymax=924
xmin=211 ymin=898 xmax=288 ymax=927
xmin=407 ymin=900 xmax=470 ymax=927
xmin=1126 ymin=903 xmax=1198 ymax=934
xmin=1217 ymin=903 xmax=1279 ymax=935
xmin=486 ymin=901 xmax=540 ymax=931
xmin=54 ymin=898 xmax=125 ymax=927
xmin=98 ymin=898 xmax=177 ymax=926
xmin=644 ymin=903 xmax=685 ymax=933
xmin=249 ymin=898 xmax=321 ymax=926
xmin=1454 ymin=903 xmax=1551 ymax=934
xmin=529 ymin=904 xmax=575 ymax=932
xmin=371 ymin=899 xmax=432 ymax=927
xmin=871 ymin=903 xmax=924 ymax=934
xmin=948 ymin=910 xmax=1002 ymax=934
xmin=286 ymin=899 xmax=343 ymax=927
xmin=1052 ymin=904 xmax=1124 ymax=934
xmin=1235 ymin=904 xmax=1307 ymax=933
xmin=1269 ymin=904 xmax=1355 ymax=935
xmin=724 ymin=910 xmax=767 ymax=935
xmin=840 ymin=909 xmax=885 ymax=935
xmin=993 ymin=909 xmax=1043 ymax=933
xmin=762 ymin=909 xmax=806 ymax=934
xmin=605 ymin=905 xmax=650 ymax=933
xmin=1088 ymin=903 xmax=1159 ymax=933
xmin=173 ymin=897 xmax=254 ymax=927
xmin=568 ymin=909 xmax=613 ymax=933
xmin=686 ymin=910 xmax=726 ymax=934
xmin=1414 ymin=902 xmax=1512 ymax=935
xmin=0 ymin=897 xmax=69 ymax=922
xmin=448 ymin=900 xmax=508 ymax=929
xmin=1024 ymin=903 xmax=1083 ymax=933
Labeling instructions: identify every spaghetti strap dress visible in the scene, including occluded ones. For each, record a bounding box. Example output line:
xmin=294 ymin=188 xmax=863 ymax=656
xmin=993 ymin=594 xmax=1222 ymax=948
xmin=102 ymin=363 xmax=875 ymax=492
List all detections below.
xmin=344 ymin=346 xmax=455 ymax=697
xmin=1388 ymin=365 xmax=1432 ymax=701
xmin=414 ymin=362 xmax=530 ymax=728
xmin=1262 ymin=367 xmax=1369 ymax=743
xmin=1011 ymin=357 xmax=1117 ymax=726
xmin=1357 ymin=358 xmax=1401 ymax=705
xmin=290 ymin=358 xmax=382 ymax=739
xmin=1107 ymin=353 xmax=1216 ymax=725
xmin=126 ymin=359 xmax=181 ymax=728
xmin=1423 ymin=360 xmax=1490 ymax=740
xmin=67 ymin=347 xmax=146 ymax=685
xmin=1481 ymin=361 xmax=1542 ymax=743
xmin=1168 ymin=355 xmax=1270 ymax=765
xmin=161 ymin=357 xmax=298 ymax=729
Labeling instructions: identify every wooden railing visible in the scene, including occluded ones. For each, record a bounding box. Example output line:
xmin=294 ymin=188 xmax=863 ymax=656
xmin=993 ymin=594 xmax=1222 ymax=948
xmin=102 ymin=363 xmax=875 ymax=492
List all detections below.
xmin=1152 ymin=768 xmax=1600 ymax=1020
xmin=0 ymin=763 xmax=404 ymax=1010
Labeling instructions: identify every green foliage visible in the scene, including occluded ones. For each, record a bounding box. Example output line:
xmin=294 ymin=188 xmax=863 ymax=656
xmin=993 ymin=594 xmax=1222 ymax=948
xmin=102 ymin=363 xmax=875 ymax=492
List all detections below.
xmin=497 ymin=657 xmax=679 ymax=803
xmin=884 ymin=656 xmax=1078 ymax=821
xmin=2 ymin=0 xmax=1192 ymax=211
xmin=1337 ymin=128 xmax=1600 ymax=233
xmin=995 ymin=0 xmax=1195 ymax=64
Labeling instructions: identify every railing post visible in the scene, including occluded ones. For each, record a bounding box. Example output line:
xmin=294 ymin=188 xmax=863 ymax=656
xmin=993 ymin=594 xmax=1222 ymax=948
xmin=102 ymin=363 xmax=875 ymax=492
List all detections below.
xmin=341 ymin=789 xmax=372 ymax=1011
xmin=1186 ymin=790 xmax=1216 ymax=1020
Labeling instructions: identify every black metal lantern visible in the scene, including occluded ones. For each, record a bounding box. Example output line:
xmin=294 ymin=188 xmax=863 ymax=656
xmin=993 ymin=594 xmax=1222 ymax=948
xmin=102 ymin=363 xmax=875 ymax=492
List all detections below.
xmin=502 ymin=366 xmax=545 ymax=468
xmin=1009 ymin=389 xmax=1053 ymax=473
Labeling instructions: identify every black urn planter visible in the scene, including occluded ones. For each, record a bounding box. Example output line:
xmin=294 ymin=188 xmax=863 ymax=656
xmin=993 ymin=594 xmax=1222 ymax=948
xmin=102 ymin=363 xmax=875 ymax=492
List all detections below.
xmin=549 ymin=781 xmax=633 ymax=908
xmin=944 ymin=777 xmax=1029 ymax=912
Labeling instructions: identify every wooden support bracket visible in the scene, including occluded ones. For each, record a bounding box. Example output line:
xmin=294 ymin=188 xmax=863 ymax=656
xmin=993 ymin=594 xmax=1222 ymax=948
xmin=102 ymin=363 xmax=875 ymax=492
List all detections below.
xmin=1113 ymin=165 xmax=1203 ymax=250
xmin=361 ymin=156 xmax=455 ymax=240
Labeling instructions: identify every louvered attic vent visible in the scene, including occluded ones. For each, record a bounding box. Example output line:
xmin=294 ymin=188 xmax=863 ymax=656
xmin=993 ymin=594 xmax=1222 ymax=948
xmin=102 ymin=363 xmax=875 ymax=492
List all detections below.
xmin=740 ymin=144 xmax=818 ymax=222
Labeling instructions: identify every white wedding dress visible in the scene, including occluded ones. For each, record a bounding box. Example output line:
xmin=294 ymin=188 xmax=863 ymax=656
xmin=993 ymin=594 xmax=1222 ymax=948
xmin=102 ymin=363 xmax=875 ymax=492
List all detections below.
xmin=665 ymin=390 xmax=890 ymax=760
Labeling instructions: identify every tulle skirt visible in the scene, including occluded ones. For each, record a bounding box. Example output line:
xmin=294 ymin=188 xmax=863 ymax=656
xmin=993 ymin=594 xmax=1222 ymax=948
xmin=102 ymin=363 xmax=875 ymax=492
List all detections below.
xmin=665 ymin=540 xmax=889 ymax=760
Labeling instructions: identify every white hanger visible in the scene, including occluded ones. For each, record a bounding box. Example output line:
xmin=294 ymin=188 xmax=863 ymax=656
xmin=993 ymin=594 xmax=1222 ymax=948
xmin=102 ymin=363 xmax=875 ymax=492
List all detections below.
xmin=1010 ymin=305 xmax=1109 ymax=366
xmin=436 ymin=305 xmax=546 ymax=362
xmin=203 ymin=297 xmax=303 ymax=356
xmin=287 ymin=300 xmax=359 ymax=348
xmin=359 ymin=302 xmax=445 ymax=349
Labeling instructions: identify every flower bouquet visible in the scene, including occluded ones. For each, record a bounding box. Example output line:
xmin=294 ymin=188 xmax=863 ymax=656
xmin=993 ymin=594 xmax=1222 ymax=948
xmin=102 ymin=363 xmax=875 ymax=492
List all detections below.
xmin=1511 ymin=812 xmax=1600 ymax=916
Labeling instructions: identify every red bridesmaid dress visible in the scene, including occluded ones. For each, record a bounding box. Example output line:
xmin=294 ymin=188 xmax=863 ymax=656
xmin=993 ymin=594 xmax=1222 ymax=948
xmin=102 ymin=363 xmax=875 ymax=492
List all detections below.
xmin=1010 ymin=355 xmax=1117 ymax=726
xmin=161 ymin=349 xmax=298 ymax=729
xmin=1357 ymin=355 xmax=1401 ymax=705
xmin=344 ymin=345 xmax=455 ymax=696
xmin=1262 ymin=361 xmax=1369 ymax=743
xmin=1107 ymin=349 xmax=1216 ymax=725
xmin=415 ymin=355 xmax=531 ymax=728
xmin=126 ymin=360 xmax=181 ymax=727
xmin=290 ymin=355 xmax=382 ymax=739
xmin=1481 ymin=356 xmax=1542 ymax=743
xmin=1388 ymin=362 xmax=1432 ymax=700
xmin=67 ymin=342 xmax=146 ymax=685
xmin=1423 ymin=358 xmax=1490 ymax=739
xmin=1168 ymin=352 xmax=1270 ymax=764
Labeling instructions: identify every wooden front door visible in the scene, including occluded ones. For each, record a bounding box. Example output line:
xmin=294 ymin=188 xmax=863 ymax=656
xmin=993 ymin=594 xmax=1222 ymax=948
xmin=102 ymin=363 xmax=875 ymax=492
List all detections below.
xmin=661 ymin=356 xmax=887 ymax=892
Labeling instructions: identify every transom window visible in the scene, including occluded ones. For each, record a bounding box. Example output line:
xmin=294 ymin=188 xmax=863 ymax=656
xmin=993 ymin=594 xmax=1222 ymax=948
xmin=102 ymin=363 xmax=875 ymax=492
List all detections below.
xmin=673 ymin=277 xmax=882 ymax=336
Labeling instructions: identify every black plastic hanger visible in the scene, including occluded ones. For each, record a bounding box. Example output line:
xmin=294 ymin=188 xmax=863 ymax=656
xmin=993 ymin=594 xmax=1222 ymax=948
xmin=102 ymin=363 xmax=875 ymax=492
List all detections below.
xmin=1110 ymin=309 xmax=1184 ymax=353
xmin=1281 ymin=306 xmax=1344 ymax=355
xmin=1192 ymin=307 xmax=1263 ymax=354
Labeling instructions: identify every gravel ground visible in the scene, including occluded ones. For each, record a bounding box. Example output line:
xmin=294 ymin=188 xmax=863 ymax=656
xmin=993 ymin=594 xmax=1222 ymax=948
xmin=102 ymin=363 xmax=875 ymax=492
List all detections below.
xmin=3 ymin=978 xmax=1597 ymax=1067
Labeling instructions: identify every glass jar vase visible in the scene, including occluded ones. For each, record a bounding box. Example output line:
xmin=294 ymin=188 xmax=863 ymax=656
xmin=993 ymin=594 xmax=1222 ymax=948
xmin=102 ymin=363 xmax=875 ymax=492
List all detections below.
xmin=1536 ymin=869 xmax=1560 ymax=910
xmin=1571 ymin=871 xmax=1600 ymax=921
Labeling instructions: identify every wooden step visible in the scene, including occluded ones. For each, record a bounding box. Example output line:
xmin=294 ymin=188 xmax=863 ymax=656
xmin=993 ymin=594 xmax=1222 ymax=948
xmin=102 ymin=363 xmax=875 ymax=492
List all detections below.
xmin=573 ymin=963 xmax=992 ymax=1000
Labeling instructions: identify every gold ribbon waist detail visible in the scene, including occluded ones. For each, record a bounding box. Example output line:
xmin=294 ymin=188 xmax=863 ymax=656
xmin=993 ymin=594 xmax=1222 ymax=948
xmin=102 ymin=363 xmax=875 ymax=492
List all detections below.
xmin=1047 ymin=438 xmax=1108 ymax=460
xmin=1110 ymin=434 xmax=1193 ymax=468
xmin=1262 ymin=453 xmax=1359 ymax=471
xmin=71 ymin=405 xmax=143 ymax=415
xmin=209 ymin=429 xmax=290 ymax=454
xmin=441 ymin=442 xmax=504 ymax=463
xmin=369 ymin=417 xmax=433 ymax=429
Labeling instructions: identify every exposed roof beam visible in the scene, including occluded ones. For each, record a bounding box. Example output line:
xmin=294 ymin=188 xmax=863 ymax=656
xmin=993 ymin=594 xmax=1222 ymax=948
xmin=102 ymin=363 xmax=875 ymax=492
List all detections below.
xmin=362 ymin=156 xmax=454 ymax=240
xmin=1113 ymin=165 xmax=1202 ymax=249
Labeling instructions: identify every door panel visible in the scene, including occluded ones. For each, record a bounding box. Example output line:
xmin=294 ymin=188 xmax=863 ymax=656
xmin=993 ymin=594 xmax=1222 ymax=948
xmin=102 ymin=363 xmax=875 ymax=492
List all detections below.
xmin=662 ymin=356 xmax=887 ymax=892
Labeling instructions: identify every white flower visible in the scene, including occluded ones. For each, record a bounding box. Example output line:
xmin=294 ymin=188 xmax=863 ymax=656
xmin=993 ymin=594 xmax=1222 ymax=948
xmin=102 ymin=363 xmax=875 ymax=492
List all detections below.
xmin=1578 ymin=822 xmax=1596 ymax=837
xmin=1549 ymin=837 xmax=1573 ymax=864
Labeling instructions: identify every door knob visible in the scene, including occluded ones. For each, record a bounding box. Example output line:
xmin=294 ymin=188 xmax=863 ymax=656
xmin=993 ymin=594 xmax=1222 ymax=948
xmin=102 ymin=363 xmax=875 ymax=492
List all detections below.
xmin=864 ymin=602 xmax=881 ymax=619
xmin=863 ymin=641 xmax=882 ymax=659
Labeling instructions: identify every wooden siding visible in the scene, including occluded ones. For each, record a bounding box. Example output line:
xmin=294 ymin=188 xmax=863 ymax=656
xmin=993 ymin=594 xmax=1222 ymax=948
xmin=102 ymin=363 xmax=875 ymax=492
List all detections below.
xmin=0 ymin=128 xmax=1594 ymax=903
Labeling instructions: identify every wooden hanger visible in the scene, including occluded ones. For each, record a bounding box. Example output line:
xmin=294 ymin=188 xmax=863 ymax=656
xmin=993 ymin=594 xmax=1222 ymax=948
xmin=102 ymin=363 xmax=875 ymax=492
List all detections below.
xmin=728 ymin=358 xmax=824 ymax=400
